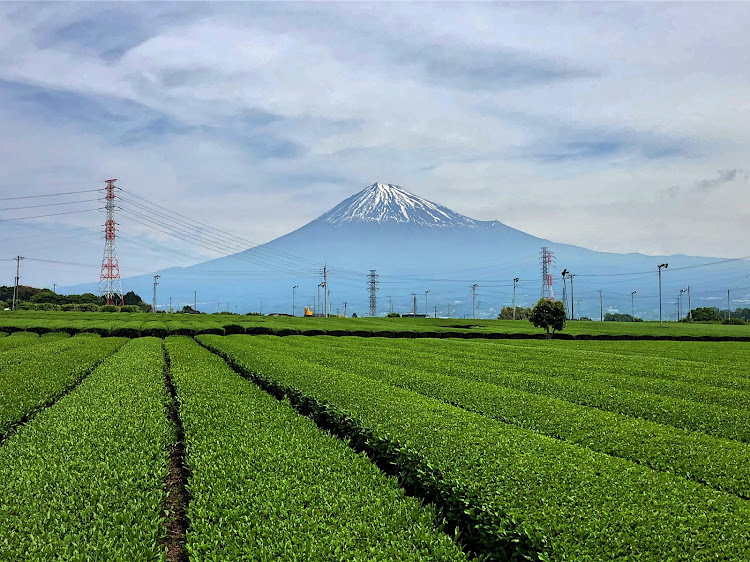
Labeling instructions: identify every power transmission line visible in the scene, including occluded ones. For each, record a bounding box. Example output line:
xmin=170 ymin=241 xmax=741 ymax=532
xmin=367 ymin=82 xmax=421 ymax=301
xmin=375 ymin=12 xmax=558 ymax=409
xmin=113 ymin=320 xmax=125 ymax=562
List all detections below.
xmin=0 ymin=188 xmax=100 ymax=201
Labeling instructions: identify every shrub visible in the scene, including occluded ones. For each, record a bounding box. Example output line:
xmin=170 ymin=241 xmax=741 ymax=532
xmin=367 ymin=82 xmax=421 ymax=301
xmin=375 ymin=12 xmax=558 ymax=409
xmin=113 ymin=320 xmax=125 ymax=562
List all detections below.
xmin=100 ymin=305 xmax=118 ymax=313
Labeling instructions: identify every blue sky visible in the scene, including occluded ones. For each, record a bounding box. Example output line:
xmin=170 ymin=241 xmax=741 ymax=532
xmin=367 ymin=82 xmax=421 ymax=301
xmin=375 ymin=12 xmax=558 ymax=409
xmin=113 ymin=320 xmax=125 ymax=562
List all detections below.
xmin=1 ymin=2 xmax=749 ymax=288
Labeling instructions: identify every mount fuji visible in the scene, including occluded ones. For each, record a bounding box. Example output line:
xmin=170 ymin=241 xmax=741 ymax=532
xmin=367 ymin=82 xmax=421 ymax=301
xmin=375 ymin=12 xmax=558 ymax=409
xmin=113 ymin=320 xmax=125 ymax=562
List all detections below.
xmin=64 ymin=182 xmax=749 ymax=318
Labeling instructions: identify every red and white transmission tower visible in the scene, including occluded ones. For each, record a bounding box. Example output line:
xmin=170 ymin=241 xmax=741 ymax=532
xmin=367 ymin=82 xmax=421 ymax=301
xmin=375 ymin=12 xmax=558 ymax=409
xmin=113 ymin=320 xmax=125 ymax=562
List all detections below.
xmin=540 ymin=246 xmax=555 ymax=301
xmin=99 ymin=179 xmax=124 ymax=305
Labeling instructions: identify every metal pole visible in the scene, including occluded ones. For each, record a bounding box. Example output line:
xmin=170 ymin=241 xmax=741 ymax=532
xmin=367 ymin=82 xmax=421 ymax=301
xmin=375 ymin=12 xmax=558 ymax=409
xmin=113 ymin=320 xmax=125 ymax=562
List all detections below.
xmin=631 ymin=291 xmax=636 ymax=320
xmin=688 ymin=285 xmax=692 ymax=322
xmin=599 ymin=289 xmax=603 ymax=321
xmin=512 ymin=277 xmax=519 ymax=320
xmin=194 ymin=290 xmax=197 ymax=312
xmin=411 ymin=293 xmax=417 ymax=315
xmin=658 ymin=264 xmax=668 ymax=327
xmin=728 ymin=289 xmax=731 ymax=321
xmin=472 ymin=284 xmax=478 ymax=320
xmin=679 ymin=289 xmax=686 ymax=322
xmin=12 ymin=256 xmax=24 ymax=311
xmin=425 ymin=290 xmax=429 ymax=316
xmin=569 ymin=275 xmax=575 ymax=320
xmin=152 ymin=275 xmax=160 ymax=313
xmin=292 ymin=285 xmax=298 ymax=317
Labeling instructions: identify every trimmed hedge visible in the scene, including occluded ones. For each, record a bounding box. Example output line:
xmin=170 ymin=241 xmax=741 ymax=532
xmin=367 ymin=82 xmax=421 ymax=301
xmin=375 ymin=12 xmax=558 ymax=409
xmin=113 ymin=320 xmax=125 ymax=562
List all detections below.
xmin=165 ymin=336 xmax=467 ymax=561
xmin=0 ymin=338 xmax=171 ymax=558
xmin=199 ymin=334 xmax=750 ymax=562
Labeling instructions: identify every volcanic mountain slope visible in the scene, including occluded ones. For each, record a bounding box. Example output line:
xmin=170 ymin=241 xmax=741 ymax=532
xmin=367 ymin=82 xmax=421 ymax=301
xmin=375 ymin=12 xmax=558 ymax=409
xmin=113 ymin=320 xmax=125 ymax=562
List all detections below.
xmin=65 ymin=182 xmax=749 ymax=318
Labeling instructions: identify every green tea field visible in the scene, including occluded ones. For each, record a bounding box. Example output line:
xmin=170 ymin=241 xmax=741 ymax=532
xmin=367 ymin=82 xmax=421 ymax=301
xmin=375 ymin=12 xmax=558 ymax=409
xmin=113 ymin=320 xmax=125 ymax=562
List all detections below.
xmin=0 ymin=327 xmax=748 ymax=560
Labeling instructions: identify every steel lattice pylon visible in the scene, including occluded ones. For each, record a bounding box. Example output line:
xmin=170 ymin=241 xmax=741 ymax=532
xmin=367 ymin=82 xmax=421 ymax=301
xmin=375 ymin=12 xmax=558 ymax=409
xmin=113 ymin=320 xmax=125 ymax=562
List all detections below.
xmin=99 ymin=179 xmax=124 ymax=306
xmin=541 ymin=246 xmax=555 ymax=301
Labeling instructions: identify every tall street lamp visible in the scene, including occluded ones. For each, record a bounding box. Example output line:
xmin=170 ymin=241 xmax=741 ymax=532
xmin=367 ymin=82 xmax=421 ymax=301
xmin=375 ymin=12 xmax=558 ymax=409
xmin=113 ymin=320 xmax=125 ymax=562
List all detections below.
xmin=631 ymin=291 xmax=636 ymax=321
xmin=679 ymin=288 xmax=686 ymax=322
xmin=425 ymin=290 xmax=430 ymax=317
xmin=658 ymin=263 xmax=668 ymax=327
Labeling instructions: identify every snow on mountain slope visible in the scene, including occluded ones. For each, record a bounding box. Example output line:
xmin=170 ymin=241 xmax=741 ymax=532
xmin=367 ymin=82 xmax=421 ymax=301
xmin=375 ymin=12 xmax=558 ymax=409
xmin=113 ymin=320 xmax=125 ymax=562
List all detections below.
xmin=318 ymin=182 xmax=478 ymax=228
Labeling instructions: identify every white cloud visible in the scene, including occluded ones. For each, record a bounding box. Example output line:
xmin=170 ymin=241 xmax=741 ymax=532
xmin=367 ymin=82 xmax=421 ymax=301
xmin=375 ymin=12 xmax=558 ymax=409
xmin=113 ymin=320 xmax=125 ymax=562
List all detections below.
xmin=0 ymin=2 xmax=749 ymax=287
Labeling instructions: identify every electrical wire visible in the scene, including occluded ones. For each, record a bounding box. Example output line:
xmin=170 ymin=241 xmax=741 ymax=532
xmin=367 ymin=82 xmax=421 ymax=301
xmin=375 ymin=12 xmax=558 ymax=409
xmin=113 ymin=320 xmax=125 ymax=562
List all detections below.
xmin=0 ymin=189 xmax=101 ymax=201
xmin=0 ymin=198 xmax=102 ymax=212
xmin=0 ymin=208 xmax=99 ymax=221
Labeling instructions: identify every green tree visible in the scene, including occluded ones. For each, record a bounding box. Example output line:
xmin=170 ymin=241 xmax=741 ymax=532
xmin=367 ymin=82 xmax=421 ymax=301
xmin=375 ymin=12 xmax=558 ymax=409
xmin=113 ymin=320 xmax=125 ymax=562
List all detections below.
xmin=122 ymin=291 xmax=144 ymax=306
xmin=498 ymin=306 xmax=532 ymax=320
xmin=691 ymin=307 xmax=721 ymax=322
xmin=529 ymin=298 xmax=566 ymax=339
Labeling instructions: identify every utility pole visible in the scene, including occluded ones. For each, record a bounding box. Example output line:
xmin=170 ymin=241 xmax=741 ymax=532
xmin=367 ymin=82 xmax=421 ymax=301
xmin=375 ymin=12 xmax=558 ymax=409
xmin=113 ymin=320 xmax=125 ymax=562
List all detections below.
xmin=194 ymin=290 xmax=197 ymax=312
xmin=561 ymin=269 xmax=569 ymax=319
xmin=411 ymin=293 xmax=417 ymax=315
xmin=292 ymin=285 xmax=298 ymax=317
xmin=152 ymin=274 xmax=160 ymax=313
xmin=471 ymin=283 xmax=478 ymax=320
xmin=317 ymin=283 xmax=323 ymax=316
xmin=12 ymin=256 xmax=24 ymax=311
xmin=687 ymin=285 xmax=692 ymax=322
xmin=598 ymin=289 xmax=603 ymax=321
xmin=569 ymin=274 xmax=576 ymax=320
xmin=434 ymin=306 xmax=437 ymax=319
xmin=367 ymin=270 xmax=379 ymax=317
xmin=327 ymin=289 xmax=330 ymax=317
xmin=169 ymin=296 xmax=172 ymax=313
xmin=477 ymin=300 xmax=481 ymax=319
xmin=512 ymin=277 xmax=519 ymax=320
xmin=320 ymin=264 xmax=328 ymax=318
xmin=679 ymin=289 xmax=686 ymax=322
xmin=424 ymin=290 xmax=429 ymax=317
xmin=53 ymin=283 xmax=56 ymax=294
xmin=631 ymin=291 xmax=636 ymax=321
xmin=658 ymin=263 xmax=668 ymax=327
xmin=99 ymin=179 xmax=123 ymax=306
xmin=388 ymin=295 xmax=393 ymax=314
xmin=728 ymin=289 xmax=731 ymax=322
xmin=343 ymin=301 xmax=348 ymax=317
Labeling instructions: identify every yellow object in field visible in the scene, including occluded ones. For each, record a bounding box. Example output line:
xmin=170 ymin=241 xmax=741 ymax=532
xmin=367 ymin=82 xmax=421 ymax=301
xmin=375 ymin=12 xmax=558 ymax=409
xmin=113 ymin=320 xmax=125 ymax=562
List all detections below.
xmin=304 ymin=306 xmax=313 ymax=316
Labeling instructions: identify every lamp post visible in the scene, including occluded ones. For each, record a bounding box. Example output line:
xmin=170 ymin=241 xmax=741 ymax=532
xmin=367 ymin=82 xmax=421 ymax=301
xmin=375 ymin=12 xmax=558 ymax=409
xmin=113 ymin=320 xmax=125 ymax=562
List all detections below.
xmin=425 ymin=290 xmax=429 ymax=317
xmin=679 ymin=289 xmax=686 ymax=322
xmin=658 ymin=263 xmax=668 ymax=327
xmin=292 ymin=285 xmax=298 ymax=317
xmin=471 ymin=283 xmax=478 ymax=320
xmin=512 ymin=278 xmax=519 ymax=320
xmin=477 ymin=300 xmax=481 ymax=319
xmin=631 ymin=291 xmax=636 ymax=321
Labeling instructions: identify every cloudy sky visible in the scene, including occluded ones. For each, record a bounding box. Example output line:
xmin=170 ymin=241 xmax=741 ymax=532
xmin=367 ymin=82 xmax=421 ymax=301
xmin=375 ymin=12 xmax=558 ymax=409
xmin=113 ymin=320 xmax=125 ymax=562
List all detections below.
xmin=1 ymin=2 xmax=749 ymax=288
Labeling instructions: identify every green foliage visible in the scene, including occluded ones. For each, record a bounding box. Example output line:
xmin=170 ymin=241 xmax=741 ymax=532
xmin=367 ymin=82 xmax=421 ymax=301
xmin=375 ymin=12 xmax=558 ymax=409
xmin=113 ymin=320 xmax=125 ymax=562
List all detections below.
xmin=529 ymin=298 xmax=566 ymax=337
xmin=200 ymin=334 xmax=750 ymax=561
xmin=274 ymin=336 xmax=750 ymax=498
xmin=0 ymin=335 xmax=125 ymax=440
xmin=497 ymin=306 xmax=532 ymax=320
xmin=723 ymin=317 xmax=747 ymax=325
xmin=165 ymin=337 xmax=467 ymax=560
xmin=0 ymin=338 xmax=171 ymax=558
xmin=604 ymin=312 xmax=638 ymax=322
xmin=119 ymin=305 xmax=140 ymax=313
xmin=99 ymin=304 xmax=118 ymax=313
xmin=387 ymin=311 xmax=401 ymax=317
xmin=691 ymin=307 xmax=722 ymax=322
xmin=122 ymin=291 xmax=141 ymax=306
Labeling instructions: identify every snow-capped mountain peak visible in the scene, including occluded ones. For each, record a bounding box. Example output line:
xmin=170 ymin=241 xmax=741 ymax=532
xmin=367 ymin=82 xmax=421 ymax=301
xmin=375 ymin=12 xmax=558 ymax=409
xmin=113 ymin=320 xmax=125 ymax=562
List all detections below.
xmin=318 ymin=182 xmax=478 ymax=228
